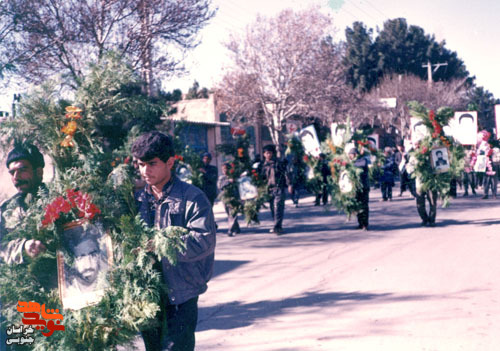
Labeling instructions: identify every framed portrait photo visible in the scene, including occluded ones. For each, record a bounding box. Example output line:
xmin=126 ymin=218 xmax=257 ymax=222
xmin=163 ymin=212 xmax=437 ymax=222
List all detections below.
xmin=299 ymin=125 xmax=321 ymax=157
xmin=238 ymin=176 xmax=258 ymax=200
xmin=339 ymin=170 xmax=353 ymax=194
xmin=430 ymin=147 xmax=450 ymax=173
xmin=57 ymin=221 xmax=113 ymax=310
xmin=176 ymin=164 xmax=193 ymax=184
xmin=410 ymin=117 xmax=429 ymax=147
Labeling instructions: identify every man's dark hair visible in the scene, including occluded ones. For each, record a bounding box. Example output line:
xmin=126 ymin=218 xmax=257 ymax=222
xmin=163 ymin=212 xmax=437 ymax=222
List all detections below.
xmin=6 ymin=142 xmax=45 ymax=169
xmin=131 ymin=131 xmax=174 ymax=162
xmin=436 ymin=150 xmax=443 ymax=156
xmin=263 ymin=144 xmax=276 ymax=153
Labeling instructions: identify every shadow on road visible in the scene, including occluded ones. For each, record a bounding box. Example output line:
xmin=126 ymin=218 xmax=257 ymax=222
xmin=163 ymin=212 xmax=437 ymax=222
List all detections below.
xmin=212 ymin=259 xmax=252 ymax=278
xmin=197 ymin=290 xmax=440 ymax=332
xmin=215 ymin=193 xmax=500 ymax=247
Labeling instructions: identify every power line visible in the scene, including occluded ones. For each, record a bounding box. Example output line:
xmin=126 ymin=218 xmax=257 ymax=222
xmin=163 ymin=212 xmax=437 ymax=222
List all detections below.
xmin=361 ymin=0 xmax=389 ymax=19
xmin=344 ymin=0 xmax=381 ymax=23
xmin=338 ymin=5 xmax=361 ymax=22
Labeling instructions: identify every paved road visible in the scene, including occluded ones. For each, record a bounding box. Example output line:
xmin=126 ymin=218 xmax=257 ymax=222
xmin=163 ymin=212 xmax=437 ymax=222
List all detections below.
xmin=196 ymin=187 xmax=500 ymax=351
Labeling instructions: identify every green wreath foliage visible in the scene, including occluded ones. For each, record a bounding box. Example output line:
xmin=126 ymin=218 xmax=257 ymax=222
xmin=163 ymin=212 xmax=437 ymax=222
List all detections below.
xmin=407 ymin=101 xmax=465 ymax=207
xmin=325 ymin=141 xmax=362 ymax=218
xmin=325 ymin=127 xmax=377 ymax=218
xmin=216 ymin=135 xmax=268 ymax=224
xmin=0 ymin=157 xmax=188 ymax=351
xmin=300 ymin=155 xmax=320 ymax=196
xmin=0 ymin=59 xmax=189 ymax=349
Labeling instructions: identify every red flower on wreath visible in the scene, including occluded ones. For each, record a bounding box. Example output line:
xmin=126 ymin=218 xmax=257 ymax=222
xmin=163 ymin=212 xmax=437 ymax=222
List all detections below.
xmin=303 ymin=155 xmax=309 ymax=162
xmin=42 ymin=189 xmax=101 ymax=226
xmin=429 ymin=110 xmax=435 ymax=121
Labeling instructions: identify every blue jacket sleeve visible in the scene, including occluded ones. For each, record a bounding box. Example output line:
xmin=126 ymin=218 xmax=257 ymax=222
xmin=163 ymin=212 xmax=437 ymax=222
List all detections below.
xmin=178 ymin=191 xmax=216 ymax=263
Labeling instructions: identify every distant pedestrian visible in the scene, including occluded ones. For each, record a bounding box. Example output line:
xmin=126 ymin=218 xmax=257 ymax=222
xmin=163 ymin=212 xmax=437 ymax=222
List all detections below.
xmin=314 ymin=153 xmax=331 ymax=206
xmin=394 ymin=145 xmax=403 ymax=181
xmin=287 ymin=155 xmax=305 ymax=207
xmin=259 ymin=144 xmax=290 ymax=235
xmin=217 ymin=163 xmax=241 ymax=236
xmin=380 ymin=147 xmax=395 ymax=201
xmin=482 ymin=148 xmax=498 ymax=199
xmin=462 ymin=147 xmax=476 ymax=196
xmin=349 ymin=148 xmax=370 ymax=230
xmin=199 ymin=152 xmax=218 ymax=207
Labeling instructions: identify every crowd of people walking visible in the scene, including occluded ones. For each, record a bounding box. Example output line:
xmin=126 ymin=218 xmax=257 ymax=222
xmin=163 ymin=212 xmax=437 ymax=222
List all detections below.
xmin=208 ymin=142 xmax=500 ymax=235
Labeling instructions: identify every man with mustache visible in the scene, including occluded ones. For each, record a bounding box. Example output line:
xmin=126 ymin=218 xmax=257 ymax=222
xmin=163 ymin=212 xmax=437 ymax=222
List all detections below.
xmin=0 ymin=143 xmax=47 ymax=264
xmin=0 ymin=143 xmax=47 ymax=351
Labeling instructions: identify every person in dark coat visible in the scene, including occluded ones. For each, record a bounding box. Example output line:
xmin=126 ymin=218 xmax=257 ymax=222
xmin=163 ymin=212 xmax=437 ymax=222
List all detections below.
xmin=349 ymin=148 xmax=370 ymax=230
xmin=259 ymin=144 xmax=290 ymax=235
xmin=199 ymin=152 xmax=218 ymax=207
xmin=380 ymin=147 xmax=395 ymax=201
xmin=287 ymin=155 xmax=304 ymax=207
xmin=132 ymin=132 xmax=216 ymax=351
xmin=314 ymin=153 xmax=331 ymax=206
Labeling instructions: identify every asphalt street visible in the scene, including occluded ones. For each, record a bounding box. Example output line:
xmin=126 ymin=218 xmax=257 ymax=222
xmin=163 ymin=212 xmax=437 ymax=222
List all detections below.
xmin=195 ymin=186 xmax=500 ymax=351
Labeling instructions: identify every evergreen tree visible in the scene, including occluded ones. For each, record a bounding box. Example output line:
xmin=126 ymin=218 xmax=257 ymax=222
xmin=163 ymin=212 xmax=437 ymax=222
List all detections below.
xmin=344 ymin=18 xmax=469 ymax=92
xmin=343 ymin=21 xmax=379 ymax=92
xmin=185 ymin=80 xmax=210 ymax=100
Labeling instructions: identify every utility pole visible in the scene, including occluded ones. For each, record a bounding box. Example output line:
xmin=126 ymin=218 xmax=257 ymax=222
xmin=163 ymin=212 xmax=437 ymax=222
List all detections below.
xmin=12 ymin=93 xmax=21 ymax=118
xmin=422 ymin=61 xmax=448 ymax=88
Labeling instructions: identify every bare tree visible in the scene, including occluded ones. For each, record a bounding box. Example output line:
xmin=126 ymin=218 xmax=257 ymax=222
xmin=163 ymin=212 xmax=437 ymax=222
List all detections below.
xmin=363 ymin=74 xmax=469 ymax=138
xmin=0 ymin=0 xmax=215 ymax=93
xmin=215 ymin=8 xmax=350 ymax=154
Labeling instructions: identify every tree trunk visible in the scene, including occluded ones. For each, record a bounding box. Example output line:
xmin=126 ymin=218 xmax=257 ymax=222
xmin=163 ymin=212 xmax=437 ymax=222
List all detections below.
xmin=139 ymin=0 xmax=153 ymax=96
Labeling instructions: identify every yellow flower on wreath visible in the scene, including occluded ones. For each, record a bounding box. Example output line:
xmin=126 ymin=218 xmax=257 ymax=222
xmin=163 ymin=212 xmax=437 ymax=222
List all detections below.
xmin=61 ymin=120 xmax=77 ymax=136
xmin=65 ymin=106 xmax=82 ymax=119
xmin=60 ymin=135 xmax=75 ymax=148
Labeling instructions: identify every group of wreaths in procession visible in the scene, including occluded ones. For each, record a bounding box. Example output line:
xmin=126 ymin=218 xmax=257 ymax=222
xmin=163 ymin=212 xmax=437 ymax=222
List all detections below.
xmin=0 ymin=96 xmax=480 ymax=350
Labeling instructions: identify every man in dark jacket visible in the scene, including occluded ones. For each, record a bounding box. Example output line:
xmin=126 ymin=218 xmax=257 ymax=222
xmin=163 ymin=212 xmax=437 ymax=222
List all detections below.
xmin=199 ymin=152 xmax=218 ymax=207
xmin=132 ymin=132 xmax=216 ymax=351
xmin=349 ymin=148 xmax=370 ymax=230
xmin=260 ymin=144 xmax=289 ymax=235
xmin=286 ymin=155 xmax=304 ymax=207
xmin=314 ymin=153 xmax=331 ymax=206
xmin=380 ymin=147 xmax=395 ymax=201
